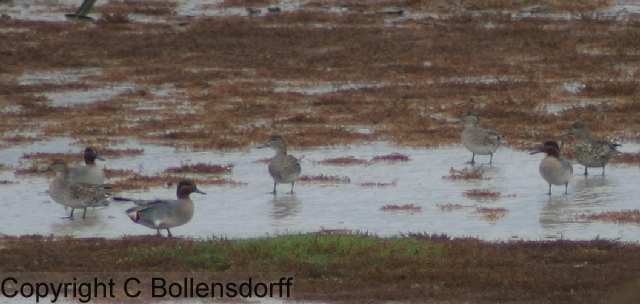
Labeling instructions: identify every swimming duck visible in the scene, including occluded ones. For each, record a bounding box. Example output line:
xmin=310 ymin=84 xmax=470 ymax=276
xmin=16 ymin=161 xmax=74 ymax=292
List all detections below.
xmin=125 ymin=180 xmax=206 ymax=237
xmin=48 ymin=159 xmax=112 ymax=219
xmin=564 ymin=121 xmax=620 ymax=176
xmin=258 ymin=135 xmax=301 ymax=194
xmin=461 ymin=113 xmax=501 ymax=165
xmin=530 ymin=141 xmax=573 ymax=195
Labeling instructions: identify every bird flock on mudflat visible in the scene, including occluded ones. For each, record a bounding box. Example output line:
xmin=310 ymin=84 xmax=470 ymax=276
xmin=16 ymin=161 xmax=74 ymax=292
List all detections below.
xmin=44 ymin=114 xmax=620 ymax=237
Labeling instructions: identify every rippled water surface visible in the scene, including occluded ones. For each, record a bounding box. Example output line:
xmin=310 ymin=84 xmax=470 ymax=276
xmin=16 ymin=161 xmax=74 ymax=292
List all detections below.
xmin=1 ymin=138 xmax=640 ymax=241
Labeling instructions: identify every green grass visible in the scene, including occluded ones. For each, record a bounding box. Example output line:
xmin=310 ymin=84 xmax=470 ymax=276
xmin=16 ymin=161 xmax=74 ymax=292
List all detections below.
xmin=122 ymin=234 xmax=444 ymax=276
xmin=2 ymin=233 xmax=640 ymax=302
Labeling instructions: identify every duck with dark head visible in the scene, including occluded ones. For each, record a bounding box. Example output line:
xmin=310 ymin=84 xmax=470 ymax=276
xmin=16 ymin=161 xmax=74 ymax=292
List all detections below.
xmin=124 ymin=179 xmax=206 ymax=237
xmin=530 ymin=141 xmax=573 ymax=195
xmin=47 ymin=159 xmax=112 ymax=219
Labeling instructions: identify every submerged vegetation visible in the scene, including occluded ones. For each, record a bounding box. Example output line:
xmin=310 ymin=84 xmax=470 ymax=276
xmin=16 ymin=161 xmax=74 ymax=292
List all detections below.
xmin=381 ymin=203 xmax=422 ymax=212
xmin=298 ymin=174 xmax=351 ymax=184
xmin=463 ymin=189 xmax=502 ymax=199
xmin=1 ymin=233 xmax=640 ymax=302
xmin=164 ymin=163 xmax=233 ymax=175
xmin=443 ymin=167 xmax=487 ymax=180
xmin=578 ymin=210 xmax=640 ymax=224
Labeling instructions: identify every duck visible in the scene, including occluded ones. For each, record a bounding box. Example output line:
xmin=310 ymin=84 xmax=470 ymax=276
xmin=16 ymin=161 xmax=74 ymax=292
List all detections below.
xmin=124 ymin=180 xmax=206 ymax=237
xmin=258 ymin=135 xmax=301 ymax=194
xmin=564 ymin=121 xmax=620 ymax=176
xmin=48 ymin=159 xmax=112 ymax=219
xmin=461 ymin=113 xmax=501 ymax=165
xmin=530 ymin=141 xmax=573 ymax=195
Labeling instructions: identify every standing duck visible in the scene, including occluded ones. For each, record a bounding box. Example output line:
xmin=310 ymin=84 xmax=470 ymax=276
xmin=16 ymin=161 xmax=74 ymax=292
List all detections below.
xmin=48 ymin=160 xmax=112 ymax=219
xmin=565 ymin=122 xmax=620 ymax=176
xmin=125 ymin=180 xmax=206 ymax=237
xmin=461 ymin=113 xmax=501 ymax=165
xmin=258 ymin=135 xmax=301 ymax=194
xmin=530 ymin=141 xmax=573 ymax=195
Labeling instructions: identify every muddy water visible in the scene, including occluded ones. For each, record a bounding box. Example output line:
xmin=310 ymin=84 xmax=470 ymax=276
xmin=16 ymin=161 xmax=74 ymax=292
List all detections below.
xmin=1 ymin=138 xmax=640 ymax=241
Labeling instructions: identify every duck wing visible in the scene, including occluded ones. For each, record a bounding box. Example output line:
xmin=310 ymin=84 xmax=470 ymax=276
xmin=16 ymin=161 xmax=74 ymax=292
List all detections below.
xmin=286 ymin=155 xmax=302 ymax=176
xmin=477 ymin=127 xmax=501 ymax=146
xmin=68 ymin=183 xmax=112 ymax=207
xmin=126 ymin=200 xmax=177 ymax=227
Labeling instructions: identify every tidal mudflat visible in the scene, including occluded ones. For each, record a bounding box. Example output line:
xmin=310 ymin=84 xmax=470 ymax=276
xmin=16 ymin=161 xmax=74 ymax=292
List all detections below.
xmin=2 ymin=0 xmax=640 ymax=303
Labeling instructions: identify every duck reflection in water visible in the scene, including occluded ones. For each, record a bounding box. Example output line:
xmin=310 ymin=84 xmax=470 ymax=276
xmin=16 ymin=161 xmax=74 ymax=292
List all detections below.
xmin=270 ymin=195 xmax=301 ymax=222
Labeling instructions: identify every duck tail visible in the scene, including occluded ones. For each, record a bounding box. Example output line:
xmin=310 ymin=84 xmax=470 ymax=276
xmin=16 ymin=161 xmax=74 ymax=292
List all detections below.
xmin=126 ymin=207 xmax=140 ymax=223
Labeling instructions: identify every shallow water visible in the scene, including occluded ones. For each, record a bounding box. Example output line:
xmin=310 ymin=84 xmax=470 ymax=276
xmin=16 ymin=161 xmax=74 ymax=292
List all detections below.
xmin=1 ymin=138 xmax=640 ymax=241
xmin=273 ymin=81 xmax=383 ymax=95
xmin=3 ymin=0 xmax=639 ymax=22
xmin=539 ymin=99 xmax=609 ymax=114
xmin=43 ymin=82 xmax=137 ymax=106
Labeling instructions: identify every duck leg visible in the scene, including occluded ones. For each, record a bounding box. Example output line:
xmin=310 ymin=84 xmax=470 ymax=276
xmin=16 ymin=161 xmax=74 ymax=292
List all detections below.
xmin=602 ymin=165 xmax=606 ymax=176
xmin=584 ymin=166 xmax=588 ymax=176
xmin=489 ymin=153 xmax=494 ymax=166
xmin=272 ymin=182 xmax=277 ymax=195
xmin=564 ymin=183 xmax=568 ymax=195
xmin=156 ymin=229 xmax=161 ymax=236
xmin=470 ymin=153 xmax=475 ymax=165
xmin=166 ymin=229 xmax=172 ymax=238
xmin=82 ymin=207 xmax=87 ymax=219
xmin=547 ymin=184 xmax=552 ymax=195
xmin=62 ymin=208 xmax=76 ymax=220
xmin=289 ymin=182 xmax=295 ymax=194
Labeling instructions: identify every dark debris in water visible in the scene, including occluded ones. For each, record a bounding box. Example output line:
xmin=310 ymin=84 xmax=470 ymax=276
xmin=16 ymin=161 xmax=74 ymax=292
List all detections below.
xmin=381 ymin=203 xmax=421 ymax=212
xmin=463 ymin=189 xmax=501 ymax=199
xmin=358 ymin=180 xmax=397 ymax=187
xmin=317 ymin=156 xmax=369 ymax=166
xmin=298 ymin=174 xmax=351 ymax=184
xmin=370 ymin=152 xmax=410 ymax=163
xmin=318 ymin=152 xmax=410 ymax=166
xmin=164 ymin=163 xmax=233 ymax=175
xmin=475 ymin=207 xmax=508 ymax=222
xmin=443 ymin=167 xmax=487 ymax=180
xmin=437 ymin=203 xmax=472 ymax=211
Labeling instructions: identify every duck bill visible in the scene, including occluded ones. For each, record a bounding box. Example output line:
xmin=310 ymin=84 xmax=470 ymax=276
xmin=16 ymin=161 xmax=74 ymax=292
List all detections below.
xmin=195 ymin=189 xmax=206 ymax=195
xmin=256 ymin=143 xmax=270 ymax=149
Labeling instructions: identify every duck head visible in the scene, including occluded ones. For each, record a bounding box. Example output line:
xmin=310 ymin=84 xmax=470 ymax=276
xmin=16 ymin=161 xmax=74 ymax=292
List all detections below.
xmin=84 ymin=147 xmax=105 ymax=165
xmin=257 ymin=135 xmax=287 ymax=154
xmin=177 ymin=179 xmax=206 ymax=199
xmin=530 ymin=141 xmax=561 ymax=157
